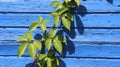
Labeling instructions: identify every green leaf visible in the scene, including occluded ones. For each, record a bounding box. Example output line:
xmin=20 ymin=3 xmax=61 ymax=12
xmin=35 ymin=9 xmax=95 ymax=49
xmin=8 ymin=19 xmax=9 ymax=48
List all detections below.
xmin=56 ymin=58 xmax=60 ymax=65
xmin=49 ymin=29 xmax=56 ymax=38
xmin=62 ymin=17 xmax=71 ymax=30
xmin=28 ymin=43 xmax=36 ymax=59
xmin=40 ymin=23 xmax=46 ymax=31
xmin=54 ymin=16 xmax=60 ymax=27
xmin=64 ymin=12 xmax=74 ymax=21
xmin=47 ymin=58 xmax=52 ymax=67
xmin=38 ymin=16 xmax=42 ymax=23
xmin=65 ymin=0 xmax=71 ymax=3
xmin=58 ymin=7 xmax=69 ymax=15
xmin=16 ymin=36 xmax=27 ymax=42
xmin=53 ymin=37 xmax=62 ymax=54
xmin=75 ymin=0 xmax=80 ymax=7
xmin=38 ymin=54 xmax=46 ymax=60
xmin=47 ymin=51 xmax=54 ymax=57
xmin=26 ymin=31 xmax=32 ymax=41
xmin=50 ymin=12 xmax=59 ymax=17
xmin=56 ymin=4 xmax=62 ymax=10
xmin=34 ymin=40 xmax=42 ymax=50
xmin=42 ymin=19 xmax=50 ymax=23
xmin=51 ymin=1 xmax=61 ymax=7
xmin=56 ymin=35 xmax=66 ymax=43
xmin=18 ymin=43 xmax=28 ymax=57
xmin=42 ymin=34 xmax=49 ymax=40
xmin=45 ymin=39 xmax=52 ymax=51
xmin=29 ymin=22 xmax=38 ymax=31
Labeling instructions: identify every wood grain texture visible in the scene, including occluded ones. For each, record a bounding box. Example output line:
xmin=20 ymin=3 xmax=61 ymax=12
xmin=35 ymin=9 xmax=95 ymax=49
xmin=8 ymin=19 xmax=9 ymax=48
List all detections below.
xmin=1 ymin=43 xmax=120 ymax=59
xmin=0 ymin=1 xmax=120 ymax=12
xmin=0 ymin=0 xmax=120 ymax=67
xmin=0 ymin=28 xmax=120 ymax=43
xmin=0 ymin=14 xmax=120 ymax=28
xmin=0 ymin=56 xmax=120 ymax=67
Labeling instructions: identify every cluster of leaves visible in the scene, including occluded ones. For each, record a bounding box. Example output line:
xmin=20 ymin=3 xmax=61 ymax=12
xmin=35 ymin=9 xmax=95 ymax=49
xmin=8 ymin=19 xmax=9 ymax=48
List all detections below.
xmin=16 ymin=0 xmax=80 ymax=67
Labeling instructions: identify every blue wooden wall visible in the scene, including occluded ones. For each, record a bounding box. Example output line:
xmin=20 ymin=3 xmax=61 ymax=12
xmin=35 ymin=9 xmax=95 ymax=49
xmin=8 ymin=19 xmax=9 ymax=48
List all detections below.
xmin=0 ymin=0 xmax=120 ymax=67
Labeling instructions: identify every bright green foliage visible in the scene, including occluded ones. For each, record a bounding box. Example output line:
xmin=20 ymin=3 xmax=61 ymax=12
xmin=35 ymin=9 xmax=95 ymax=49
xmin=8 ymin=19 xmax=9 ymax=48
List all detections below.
xmin=62 ymin=17 xmax=71 ymax=30
xmin=34 ymin=40 xmax=42 ymax=50
xmin=16 ymin=36 xmax=27 ymax=42
xmin=28 ymin=43 xmax=36 ymax=59
xmin=75 ymin=0 xmax=80 ymax=7
xmin=18 ymin=43 xmax=28 ymax=57
xmin=53 ymin=36 xmax=62 ymax=54
xmin=16 ymin=0 xmax=80 ymax=67
xmin=45 ymin=39 xmax=52 ymax=51
xmin=29 ymin=22 xmax=38 ymax=31
xmin=26 ymin=31 xmax=32 ymax=41
xmin=65 ymin=0 xmax=71 ymax=3
xmin=49 ymin=29 xmax=56 ymax=38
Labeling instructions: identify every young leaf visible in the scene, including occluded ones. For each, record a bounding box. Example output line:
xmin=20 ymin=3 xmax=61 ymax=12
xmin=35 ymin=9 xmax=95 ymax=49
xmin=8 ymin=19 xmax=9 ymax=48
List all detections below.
xmin=42 ymin=19 xmax=50 ymax=23
xmin=28 ymin=43 xmax=36 ymax=59
xmin=29 ymin=22 xmax=38 ymax=31
xmin=38 ymin=54 xmax=46 ymax=60
xmin=65 ymin=0 xmax=71 ymax=3
xmin=58 ymin=7 xmax=69 ymax=15
xmin=62 ymin=17 xmax=71 ymax=30
xmin=26 ymin=31 xmax=32 ymax=41
xmin=47 ymin=58 xmax=52 ymax=67
xmin=16 ymin=36 xmax=27 ymax=42
xmin=50 ymin=12 xmax=59 ymax=17
xmin=45 ymin=39 xmax=52 ymax=51
xmin=51 ymin=1 xmax=61 ymax=7
xmin=49 ymin=29 xmax=56 ymax=38
xmin=38 ymin=16 xmax=42 ymax=23
xmin=40 ymin=23 xmax=46 ymax=31
xmin=34 ymin=40 xmax=42 ymax=50
xmin=18 ymin=43 xmax=28 ymax=57
xmin=64 ymin=12 xmax=74 ymax=21
xmin=75 ymin=0 xmax=80 ymax=7
xmin=53 ymin=37 xmax=62 ymax=54
xmin=56 ymin=4 xmax=62 ymax=10
xmin=54 ymin=57 xmax=60 ymax=66
xmin=54 ymin=16 xmax=60 ymax=27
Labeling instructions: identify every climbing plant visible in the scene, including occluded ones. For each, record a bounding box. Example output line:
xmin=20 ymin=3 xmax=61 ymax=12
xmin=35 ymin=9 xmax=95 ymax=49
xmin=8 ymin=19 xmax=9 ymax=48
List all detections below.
xmin=16 ymin=0 xmax=80 ymax=67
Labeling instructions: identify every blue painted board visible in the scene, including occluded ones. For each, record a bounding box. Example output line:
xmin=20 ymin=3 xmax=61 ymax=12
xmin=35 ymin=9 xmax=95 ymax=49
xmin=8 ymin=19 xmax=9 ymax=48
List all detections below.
xmin=0 ymin=1 xmax=120 ymax=12
xmin=0 ymin=56 xmax=120 ymax=67
xmin=0 ymin=28 xmax=120 ymax=42
xmin=1 ymin=43 xmax=120 ymax=58
xmin=0 ymin=14 xmax=120 ymax=27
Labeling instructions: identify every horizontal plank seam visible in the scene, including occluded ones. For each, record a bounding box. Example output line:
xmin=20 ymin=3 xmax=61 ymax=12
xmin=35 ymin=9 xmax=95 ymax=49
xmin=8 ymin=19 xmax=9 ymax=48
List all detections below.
xmin=1 ymin=26 xmax=120 ymax=29
xmin=1 ymin=55 xmax=120 ymax=60
xmin=1 ymin=40 xmax=120 ymax=44
xmin=1 ymin=12 xmax=120 ymax=14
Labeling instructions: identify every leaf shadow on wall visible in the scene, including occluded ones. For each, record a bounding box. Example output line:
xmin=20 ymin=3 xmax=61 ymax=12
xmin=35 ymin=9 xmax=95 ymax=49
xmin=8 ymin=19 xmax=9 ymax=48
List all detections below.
xmin=107 ymin=0 xmax=113 ymax=4
xmin=59 ymin=5 xmax=87 ymax=67
xmin=61 ymin=5 xmax=87 ymax=56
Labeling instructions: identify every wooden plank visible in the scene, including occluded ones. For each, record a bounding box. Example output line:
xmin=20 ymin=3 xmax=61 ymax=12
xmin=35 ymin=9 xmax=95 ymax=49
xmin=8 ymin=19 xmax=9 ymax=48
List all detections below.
xmin=0 ymin=28 xmax=120 ymax=42
xmin=0 ymin=1 xmax=120 ymax=12
xmin=0 ymin=56 xmax=32 ymax=67
xmin=0 ymin=14 xmax=120 ymax=27
xmin=0 ymin=56 xmax=120 ymax=67
xmin=1 ymin=42 xmax=120 ymax=58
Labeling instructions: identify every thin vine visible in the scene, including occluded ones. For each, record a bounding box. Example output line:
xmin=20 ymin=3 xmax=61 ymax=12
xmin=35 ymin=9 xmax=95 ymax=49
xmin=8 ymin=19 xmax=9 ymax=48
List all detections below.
xmin=16 ymin=0 xmax=80 ymax=67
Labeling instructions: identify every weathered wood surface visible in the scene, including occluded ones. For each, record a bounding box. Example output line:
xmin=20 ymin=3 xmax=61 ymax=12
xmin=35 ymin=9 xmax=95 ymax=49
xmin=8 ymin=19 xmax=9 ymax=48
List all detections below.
xmin=0 ymin=0 xmax=120 ymax=12
xmin=0 ymin=57 xmax=120 ymax=67
xmin=0 ymin=28 xmax=120 ymax=42
xmin=0 ymin=0 xmax=120 ymax=67
xmin=0 ymin=14 xmax=120 ymax=28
